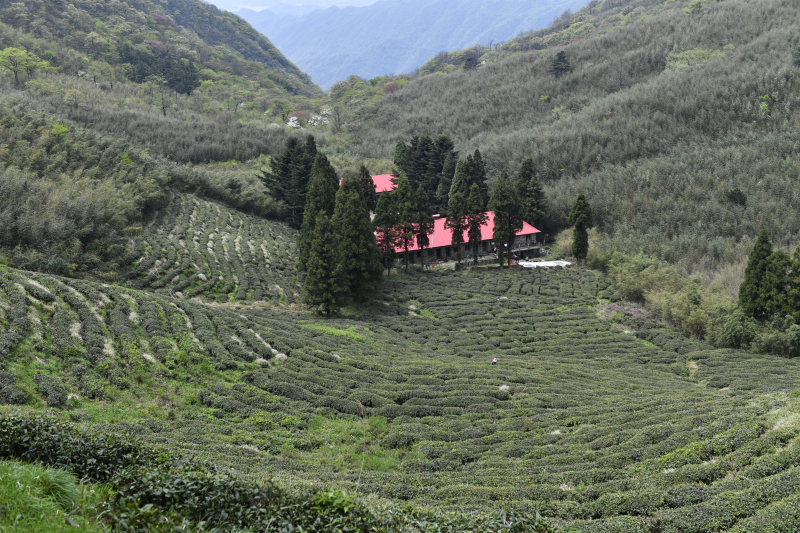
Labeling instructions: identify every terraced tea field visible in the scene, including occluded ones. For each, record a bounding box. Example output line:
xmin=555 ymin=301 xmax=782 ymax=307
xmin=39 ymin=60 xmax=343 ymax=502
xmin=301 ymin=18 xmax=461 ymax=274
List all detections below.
xmin=123 ymin=193 xmax=302 ymax=303
xmin=3 ymin=251 xmax=800 ymax=531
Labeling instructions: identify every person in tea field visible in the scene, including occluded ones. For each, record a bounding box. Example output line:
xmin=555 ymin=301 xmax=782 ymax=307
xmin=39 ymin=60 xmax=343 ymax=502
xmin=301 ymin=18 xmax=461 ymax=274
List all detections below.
xmin=492 ymin=358 xmax=497 ymax=365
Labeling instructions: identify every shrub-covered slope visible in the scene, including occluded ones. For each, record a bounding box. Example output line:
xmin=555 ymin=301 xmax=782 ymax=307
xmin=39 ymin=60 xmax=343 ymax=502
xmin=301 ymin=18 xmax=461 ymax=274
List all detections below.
xmin=3 ymin=262 xmax=800 ymax=531
xmin=356 ymin=0 xmax=800 ymax=273
xmin=0 ymin=98 xmax=287 ymax=277
xmin=1 ymin=0 xmax=318 ymax=96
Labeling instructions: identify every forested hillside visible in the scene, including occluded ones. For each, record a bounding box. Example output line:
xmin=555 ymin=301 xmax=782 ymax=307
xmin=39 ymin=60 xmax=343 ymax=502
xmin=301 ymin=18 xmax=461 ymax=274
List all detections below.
xmin=237 ymin=0 xmax=591 ymax=89
xmin=354 ymin=0 xmax=800 ymax=277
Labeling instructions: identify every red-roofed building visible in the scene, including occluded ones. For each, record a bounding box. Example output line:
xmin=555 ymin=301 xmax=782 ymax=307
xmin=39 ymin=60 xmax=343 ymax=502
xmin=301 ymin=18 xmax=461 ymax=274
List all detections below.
xmin=370 ymin=174 xmax=397 ymax=194
xmin=339 ymin=174 xmax=397 ymax=194
xmin=395 ymin=211 xmax=542 ymax=264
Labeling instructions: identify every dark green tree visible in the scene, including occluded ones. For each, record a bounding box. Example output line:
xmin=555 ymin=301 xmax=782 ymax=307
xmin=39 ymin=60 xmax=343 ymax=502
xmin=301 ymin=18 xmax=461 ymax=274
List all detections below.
xmin=761 ymin=249 xmax=791 ymax=320
xmin=788 ymin=245 xmax=800 ymax=323
xmin=489 ymin=172 xmax=523 ymax=267
xmin=516 ymin=158 xmax=548 ymax=230
xmin=793 ymin=45 xmax=800 ymax=67
xmin=738 ymin=229 xmax=774 ymax=320
xmin=436 ymin=152 xmax=458 ymax=213
xmin=446 ymin=189 xmax=467 ymax=267
xmin=259 ymin=136 xmax=316 ymax=229
xmin=356 ymin=164 xmax=378 ymax=212
xmin=298 ymin=153 xmax=338 ymax=271
xmin=393 ymin=140 xmax=410 ymax=177
xmin=459 ymin=149 xmax=488 ymax=209
xmin=568 ymin=194 xmax=593 ymax=262
xmin=304 ymin=214 xmax=346 ymax=317
xmin=373 ymin=192 xmax=400 ymax=275
xmin=550 ymin=50 xmax=574 ymax=78
xmin=465 ymin=184 xmax=488 ymax=268
xmin=394 ymin=175 xmax=417 ymax=269
xmin=333 ymin=176 xmax=383 ymax=301
xmin=413 ymin=186 xmax=435 ymax=265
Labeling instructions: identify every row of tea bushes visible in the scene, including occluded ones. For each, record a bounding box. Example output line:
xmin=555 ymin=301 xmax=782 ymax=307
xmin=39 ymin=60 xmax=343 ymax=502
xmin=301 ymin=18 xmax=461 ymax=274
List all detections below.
xmin=3 ymin=264 xmax=800 ymax=530
xmin=123 ymin=193 xmax=302 ymax=303
xmin=0 ymin=413 xmax=559 ymax=532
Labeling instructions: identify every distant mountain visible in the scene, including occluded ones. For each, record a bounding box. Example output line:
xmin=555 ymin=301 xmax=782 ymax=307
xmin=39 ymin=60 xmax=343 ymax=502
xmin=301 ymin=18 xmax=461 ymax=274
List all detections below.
xmin=237 ymin=0 xmax=590 ymax=89
xmin=211 ymin=0 xmax=379 ymax=16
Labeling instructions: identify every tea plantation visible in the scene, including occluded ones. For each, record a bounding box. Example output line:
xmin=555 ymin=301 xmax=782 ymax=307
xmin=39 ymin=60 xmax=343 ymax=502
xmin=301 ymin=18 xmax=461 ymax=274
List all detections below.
xmin=123 ymin=192 xmax=302 ymax=304
xmin=2 ymin=204 xmax=800 ymax=531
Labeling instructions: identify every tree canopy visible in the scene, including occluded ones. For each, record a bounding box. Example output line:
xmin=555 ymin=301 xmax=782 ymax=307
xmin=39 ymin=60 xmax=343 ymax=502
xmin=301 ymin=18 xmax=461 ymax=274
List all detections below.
xmin=488 ymin=172 xmax=522 ymax=266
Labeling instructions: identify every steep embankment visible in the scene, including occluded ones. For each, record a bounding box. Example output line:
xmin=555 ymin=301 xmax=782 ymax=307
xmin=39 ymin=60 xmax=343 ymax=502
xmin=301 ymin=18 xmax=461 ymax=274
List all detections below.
xmin=356 ymin=0 xmax=800 ymax=273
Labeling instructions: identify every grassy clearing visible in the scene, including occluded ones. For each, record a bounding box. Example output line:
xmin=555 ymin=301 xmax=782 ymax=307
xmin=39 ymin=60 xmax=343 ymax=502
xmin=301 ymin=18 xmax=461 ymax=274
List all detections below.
xmin=0 ymin=460 xmax=108 ymax=532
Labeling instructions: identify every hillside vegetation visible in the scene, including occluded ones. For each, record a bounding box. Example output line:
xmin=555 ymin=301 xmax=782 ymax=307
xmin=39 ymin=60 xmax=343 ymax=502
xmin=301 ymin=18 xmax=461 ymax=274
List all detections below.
xmin=354 ymin=0 xmax=800 ymax=277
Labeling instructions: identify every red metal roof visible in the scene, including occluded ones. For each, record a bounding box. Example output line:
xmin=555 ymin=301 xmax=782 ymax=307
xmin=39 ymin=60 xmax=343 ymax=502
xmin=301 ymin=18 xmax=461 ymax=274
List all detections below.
xmin=338 ymin=174 xmax=397 ymax=194
xmin=394 ymin=211 xmax=540 ymax=252
xmin=371 ymin=174 xmax=396 ymax=193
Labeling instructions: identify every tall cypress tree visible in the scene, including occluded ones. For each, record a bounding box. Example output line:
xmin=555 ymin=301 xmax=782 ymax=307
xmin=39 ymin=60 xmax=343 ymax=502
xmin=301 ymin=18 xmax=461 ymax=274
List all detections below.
xmin=394 ymin=175 xmax=417 ymax=270
xmin=739 ymin=229 xmax=775 ymax=319
xmin=298 ymin=153 xmax=338 ymax=271
xmin=762 ymin=249 xmax=791 ymax=320
xmin=413 ymin=186 xmax=435 ymax=265
xmin=393 ymin=140 xmax=410 ymax=175
xmin=259 ymin=136 xmax=316 ymax=229
xmin=489 ymin=172 xmax=522 ymax=267
xmin=568 ymin=194 xmax=593 ymax=262
xmin=788 ymin=245 xmax=800 ymax=323
xmin=333 ymin=176 xmax=383 ymax=301
xmin=304 ymin=214 xmax=346 ymax=317
xmin=465 ymin=184 xmax=488 ymax=268
xmin=356 ymin=164 xmax=377 ymax=212
xmin=374 ymin=192 xmax=400 ymax=275
xmin=516 ymin=158 xmax=548 ymax=230
xmin=437 ymin=152 xmax=458 ymax=213
xmin=287 ymin=135 xmax=317 ymax=228
xmin=446 ymin=189 xmax=467 ymax=267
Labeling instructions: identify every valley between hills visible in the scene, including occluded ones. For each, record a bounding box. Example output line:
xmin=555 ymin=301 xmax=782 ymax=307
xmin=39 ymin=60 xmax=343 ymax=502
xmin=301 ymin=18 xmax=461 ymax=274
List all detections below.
xmin=1 ymin=0 xmax=800 ymax=531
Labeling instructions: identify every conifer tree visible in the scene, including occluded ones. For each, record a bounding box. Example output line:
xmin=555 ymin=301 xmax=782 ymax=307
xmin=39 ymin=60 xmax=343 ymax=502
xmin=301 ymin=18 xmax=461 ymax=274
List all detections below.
xmin=489 ymin=173 xmax=522 ymax=267
xmin=373 ymin=192 xmax=400 ymax=275
xmin=413 ymin=186 xmax=435 ymax=266
xmin=446 ymin=189 xmax=467 ymax=267
xmin=436 ymin=152 xmax=457 ymax=212
xmin=356 ymin=164 xmax=377 ymax=212
xmin=259 ymin=136 xmax=316 ymax=229
xmin=461 ymin=149 xmax=488 ymax=209
xmin=788 ymin=245 xmax=800 ymax=323
xmin=550 ymin=50 xmax=574 ymax=78
xmin=738 ymin=229 xmax=773 ymax=320
xmin=794 ymin=45 xmax=800 ymax=67
xmin=304 ymin=214 xmax=346 ymax=317
xmin=465 ymin=184 xmax=488 ymax=268
xmin=298 ymin=153 xmax=338 ymax=271
xmin=568 ymin=194 xmax=593 ymax=262
xmin=393 ymin=140 xmax=409 ymax=174
xmin=394 ymin=175 xmax=417 ymax=269
xmin=333 ymin=176 xmax=383 ymax=301
xmin=516 ymin=158 xmax=548 ymax=230
xmin=762 ymin=249 xmax=791 ymax=319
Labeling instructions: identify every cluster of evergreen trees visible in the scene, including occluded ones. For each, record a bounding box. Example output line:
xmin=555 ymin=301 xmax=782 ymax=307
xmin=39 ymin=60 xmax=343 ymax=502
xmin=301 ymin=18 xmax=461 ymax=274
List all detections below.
xmin=393 ymin=135 xmax=458 ymax=214
xmin=297 ymin=154 xmax=382 ymax=315
xmin=738 ymin=230 xmax=800 ymax=324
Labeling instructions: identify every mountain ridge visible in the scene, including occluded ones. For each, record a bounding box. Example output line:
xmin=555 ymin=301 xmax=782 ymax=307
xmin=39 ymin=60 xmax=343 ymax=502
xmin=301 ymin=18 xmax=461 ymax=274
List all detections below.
xmin=238 ymin=0 xmax=591 ymax=89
